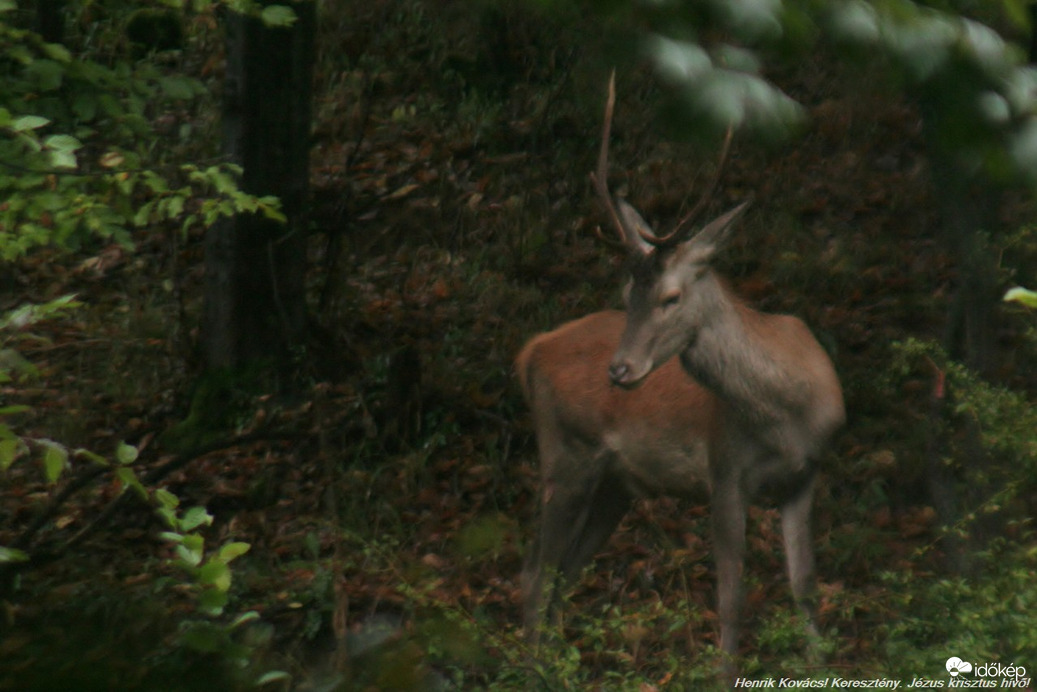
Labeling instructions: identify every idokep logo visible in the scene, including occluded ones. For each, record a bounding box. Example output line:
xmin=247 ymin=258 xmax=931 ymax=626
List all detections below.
xmin=946 ymin=657 xmax=973 ymax=677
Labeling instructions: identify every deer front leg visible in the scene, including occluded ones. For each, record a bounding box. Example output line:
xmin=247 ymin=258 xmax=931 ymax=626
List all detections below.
xmin=711 ymin=480 xmax=747 ymax=660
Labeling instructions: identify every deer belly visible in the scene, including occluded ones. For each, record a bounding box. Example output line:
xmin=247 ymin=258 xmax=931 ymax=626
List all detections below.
xmin=605 ymin=433 xmax=711 ymax=498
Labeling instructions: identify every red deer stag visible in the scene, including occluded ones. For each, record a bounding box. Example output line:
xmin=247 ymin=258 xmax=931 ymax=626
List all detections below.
xmin=516 ymin=75 xmax=845 ymax=662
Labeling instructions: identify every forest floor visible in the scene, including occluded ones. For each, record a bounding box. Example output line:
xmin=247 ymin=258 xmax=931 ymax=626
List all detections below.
xmin=3 ymin=4 xmax=1037 ymax=691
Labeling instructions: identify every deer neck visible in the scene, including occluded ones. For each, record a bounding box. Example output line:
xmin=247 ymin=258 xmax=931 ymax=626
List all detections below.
xmin=678 ymin=276 xmax=803 ymax=429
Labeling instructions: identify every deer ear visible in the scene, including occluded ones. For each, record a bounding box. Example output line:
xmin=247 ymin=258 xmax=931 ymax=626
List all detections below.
xmin=682 ymin=201 xmax=750 ymax=263
xmin=616 ymin=200 xmax=656 ymax=256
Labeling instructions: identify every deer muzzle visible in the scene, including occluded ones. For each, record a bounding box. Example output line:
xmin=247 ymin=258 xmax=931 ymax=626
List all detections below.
xmin=608 ymin=359 xmax=646 ymax=388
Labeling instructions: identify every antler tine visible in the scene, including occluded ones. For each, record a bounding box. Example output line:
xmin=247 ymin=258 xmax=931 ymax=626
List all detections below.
xmin=636 ymin=125 xmax=735 ymax=248
xmin=589 ymin=70 xmax=629 ymax=246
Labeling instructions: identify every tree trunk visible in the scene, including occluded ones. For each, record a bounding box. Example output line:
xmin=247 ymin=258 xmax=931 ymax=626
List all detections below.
xmin=202 ymin=2 xmax=315 ymax=379
xmin=921 ymin=105 xmax=1001 ymax=574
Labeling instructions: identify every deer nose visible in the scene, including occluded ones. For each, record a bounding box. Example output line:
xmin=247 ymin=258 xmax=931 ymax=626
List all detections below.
xmin=609 ymin=361 xmax=630 ymax=385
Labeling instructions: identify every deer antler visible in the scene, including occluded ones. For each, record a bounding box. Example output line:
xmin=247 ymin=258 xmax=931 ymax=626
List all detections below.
xmin=634 ymin=125 xmax=734 ymax=248
xmin=590 ymin=73 xmax=735 ymax=251
xmin=589 ymin=71 xmax=630 ymax=248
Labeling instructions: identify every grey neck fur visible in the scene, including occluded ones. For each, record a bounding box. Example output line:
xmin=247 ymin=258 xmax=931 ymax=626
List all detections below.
xmin=678 ymin=273 xmax=809 ymax=429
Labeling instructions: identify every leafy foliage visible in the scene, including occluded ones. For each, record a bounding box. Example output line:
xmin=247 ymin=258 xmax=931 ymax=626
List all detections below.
xmin=882 ymin=539 xmax=1037 ymax=675
xmin=0 ymin=294 xmax=82 ymax=487
xmin=0 ymin=1 xmax=286 ymax=679
xmin=0 ymin=1 xmax=282 ymax=261
xmin=825 ymin=0 xmax=1037 ymax=181
xmin=617 ymin=0 xmax=1037 ymax=186
xmin=891 ymin=337 xmax=1037 ymax=486
xmin=0 ymin=296 xmax=269 ymax=677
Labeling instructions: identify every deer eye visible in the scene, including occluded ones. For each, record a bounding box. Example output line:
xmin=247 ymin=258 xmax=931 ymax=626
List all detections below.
xmin=660 ymin=291 xmax=681 ymax=309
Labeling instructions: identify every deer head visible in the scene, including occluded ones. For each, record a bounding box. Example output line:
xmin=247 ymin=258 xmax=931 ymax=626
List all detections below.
xmin=590 ymin=72 xmax=750 ymax=387
xmin=608 ymin=201 xmax=749 ymax=387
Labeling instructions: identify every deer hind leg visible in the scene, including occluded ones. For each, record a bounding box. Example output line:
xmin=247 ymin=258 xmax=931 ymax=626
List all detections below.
xmin=557 ymin=471 xmax=630 ymax=579
xmin=522 ymin=454 xmax=630 ymax=646
xmin=779 ymin=472 xmax=820 ymax=643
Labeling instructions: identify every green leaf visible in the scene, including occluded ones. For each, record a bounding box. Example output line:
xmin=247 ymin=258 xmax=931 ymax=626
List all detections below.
xmin=158 ymin=531 xmax=184 ymax=544
xmin=155 ymin=487 xmax=180 ymax=510
xmin=176 ymin=544 xmax=203 ymax=567
xmin=197 ymin=587 xmax=229 ymax=616
xmin=40 ymin=439 xmax=69 ymax=483
xmin=11 ymin=115 xmax=49 ymax=132
xmin=182 ymin=532 xmax=204 ymax=552
xmin=71 ymin=93 xmax=98 ymax=122
xmin=229 ymin=611 xmax=260 ymax=629
xmin=1004 ymin=286 xmax=1037 ymax=308
xmin=218 ymin=541 xmax=251 ymax=563
xmin=0 ymin=349 xmax=38 ymax=379
xmin=0 ymin=546 xmax=29 ymax=563
xmin=0 ymin=294 xmax=80 ymax=329
xmin=156 ymin=506 xmax=178 ymax=530
xmin=27 ymin=59 xmax=65 ymax=91
xmin=133 ymin=200 xmax=155 ymax=227
xmin=260 ymin=4 xmax=297 ymax=27
xmin=0 ymin=405 xmax=31 ymax=415
xmin=159 ymin=76 xmax=201 ymax=100
xmin=181 ymin=506 xmax=213 ymax=532
xmin=0 ymin=438 xmax=27 ymax=471
xmin=828 ymin=0 xmax=879 ymax=45
xmin=116 ymin=442 xmax=138 ymax=465
xmin=142 ymin=172 xmax=170 ymax=193
xmin=713 ymin=0 xmax=783 ymax=41
xmin=178 ymin=621 xmax=226 ymax=652
xmin=256 ymin=671 xmax=292 ymax=686
xmin=40 ymin=42 xmax=71 ymax=62
xmin=45 ymin=134 xmax=82 ymax=153
xmin=205 ymin=166 xmax=238 ymax=195
xmin=257 ymin=196 xmax=286 ymax=222
xmin=72 ymin=448 xmax=109 ymax=466
xmin=44 ymin=293 xmax=80 ymax=311
xmin=650 ymin=35 xmax=711 ymax=83
xmin=177 ymin=533 xmax=205 ymax=566
xmin=8 ymin=45 xmax=33 ymax=66
xmin=47 ymin=149 xmax=78 ymax=170
xmin=197 ymin=560 xmax=231 ymax=591
xmin=164 ymin=195 xmax=185 ymax=219
xmin=115 ymin=466 xmax=147 ymax=498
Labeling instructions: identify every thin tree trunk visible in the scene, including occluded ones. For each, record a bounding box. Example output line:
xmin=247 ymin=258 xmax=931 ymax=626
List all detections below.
xmin=203 ymin=2 xmax=315 ymax=379
xmin=35 ymin=0 xmax=65 ymax=43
